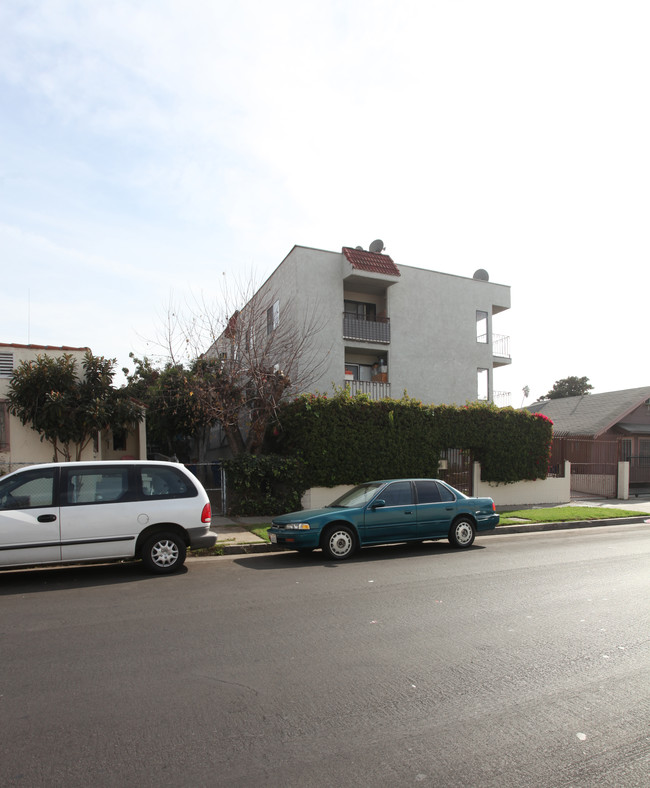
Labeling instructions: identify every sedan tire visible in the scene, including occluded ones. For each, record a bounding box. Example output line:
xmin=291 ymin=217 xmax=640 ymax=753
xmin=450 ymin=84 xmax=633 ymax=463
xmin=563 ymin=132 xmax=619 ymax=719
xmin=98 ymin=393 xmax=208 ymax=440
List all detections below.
xmin=321 ymin=524 xmax=357 ymax=560
xmin=448 ymin=517 xmax=476 ymax=549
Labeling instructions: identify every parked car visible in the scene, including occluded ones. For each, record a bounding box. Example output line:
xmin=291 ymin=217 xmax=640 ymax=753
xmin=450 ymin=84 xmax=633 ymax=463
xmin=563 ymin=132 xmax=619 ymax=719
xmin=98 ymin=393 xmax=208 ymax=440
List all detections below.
xmin=0 ymin=461 xmax=217 ymax=574
xmin=269 ymin=478 xmax=498 ymax=560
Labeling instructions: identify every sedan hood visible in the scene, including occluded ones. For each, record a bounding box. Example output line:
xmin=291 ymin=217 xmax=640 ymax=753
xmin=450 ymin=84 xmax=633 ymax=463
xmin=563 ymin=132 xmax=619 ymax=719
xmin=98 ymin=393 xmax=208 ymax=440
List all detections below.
xmin=272 ymin=507 xmax=346 ymax=525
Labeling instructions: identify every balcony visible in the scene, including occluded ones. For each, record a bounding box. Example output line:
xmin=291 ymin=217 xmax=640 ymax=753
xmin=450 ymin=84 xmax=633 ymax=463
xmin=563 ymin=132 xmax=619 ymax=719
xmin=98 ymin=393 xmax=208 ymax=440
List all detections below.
xmin=345 ymin=379 xmax=390 ymax=401
xmin=343 ymin=314 xmax=390 ymax=344
xmin=492 ymin=334 xmax=511 ymax=367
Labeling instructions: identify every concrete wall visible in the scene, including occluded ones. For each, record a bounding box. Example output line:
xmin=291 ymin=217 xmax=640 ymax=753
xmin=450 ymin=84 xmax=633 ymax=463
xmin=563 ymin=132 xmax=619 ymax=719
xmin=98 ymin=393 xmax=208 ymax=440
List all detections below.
xmin=473 ymin=461 xmax=571 ymax=507
xmin=300 ymin=461 xmax=572 ymax=511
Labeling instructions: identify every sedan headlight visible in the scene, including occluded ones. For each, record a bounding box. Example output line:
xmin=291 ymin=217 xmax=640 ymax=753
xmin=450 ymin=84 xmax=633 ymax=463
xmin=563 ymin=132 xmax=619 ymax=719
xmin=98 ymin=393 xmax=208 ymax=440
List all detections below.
xmin=284 ymin=522 xmax=311 ymax=530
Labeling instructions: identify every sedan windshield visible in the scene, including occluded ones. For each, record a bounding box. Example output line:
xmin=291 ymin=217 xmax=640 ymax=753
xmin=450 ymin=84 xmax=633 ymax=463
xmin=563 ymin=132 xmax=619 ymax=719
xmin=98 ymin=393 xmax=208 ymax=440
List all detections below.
xmin=328 ymin=483 xmax=385 ymax=508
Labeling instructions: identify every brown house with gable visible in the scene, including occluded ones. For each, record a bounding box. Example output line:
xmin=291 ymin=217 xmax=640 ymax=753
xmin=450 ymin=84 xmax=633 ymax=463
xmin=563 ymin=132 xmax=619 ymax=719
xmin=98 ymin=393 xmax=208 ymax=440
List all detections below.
xmin=527 ymin=386 xmax=650 ymax=497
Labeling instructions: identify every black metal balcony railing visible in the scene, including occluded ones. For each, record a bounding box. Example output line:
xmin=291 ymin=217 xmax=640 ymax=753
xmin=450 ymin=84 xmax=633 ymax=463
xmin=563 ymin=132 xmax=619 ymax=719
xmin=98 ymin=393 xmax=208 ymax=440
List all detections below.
xmin=343 ymin=314 xmax=390 ymax=343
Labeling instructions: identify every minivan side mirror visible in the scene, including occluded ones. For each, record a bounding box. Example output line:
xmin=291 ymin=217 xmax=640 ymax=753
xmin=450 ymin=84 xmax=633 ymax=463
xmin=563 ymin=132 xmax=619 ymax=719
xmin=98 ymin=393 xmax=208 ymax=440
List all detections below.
xmin=371 ymin=499 xmax=386 ymax=509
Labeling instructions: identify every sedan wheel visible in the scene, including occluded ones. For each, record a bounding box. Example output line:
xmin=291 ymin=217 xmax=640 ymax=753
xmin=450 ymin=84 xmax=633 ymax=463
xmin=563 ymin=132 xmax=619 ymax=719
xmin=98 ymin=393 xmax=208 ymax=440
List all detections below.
xmin=322 ymin=525 xmax=356 ymax=560
xmin=448 ymin=518 xmax=475 ymax=549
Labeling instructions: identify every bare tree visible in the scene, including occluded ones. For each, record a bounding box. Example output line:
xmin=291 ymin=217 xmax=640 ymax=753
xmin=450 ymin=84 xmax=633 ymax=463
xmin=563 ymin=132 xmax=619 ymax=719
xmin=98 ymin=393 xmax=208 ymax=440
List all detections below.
xmin=146 ymin=274 xmax=329 ymax=456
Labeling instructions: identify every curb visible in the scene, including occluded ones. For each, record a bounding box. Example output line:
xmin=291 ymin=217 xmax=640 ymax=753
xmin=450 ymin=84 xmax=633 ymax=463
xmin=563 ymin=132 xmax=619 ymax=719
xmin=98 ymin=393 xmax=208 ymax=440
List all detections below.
xmin=216 ymin=516 xmax=650 ymax=555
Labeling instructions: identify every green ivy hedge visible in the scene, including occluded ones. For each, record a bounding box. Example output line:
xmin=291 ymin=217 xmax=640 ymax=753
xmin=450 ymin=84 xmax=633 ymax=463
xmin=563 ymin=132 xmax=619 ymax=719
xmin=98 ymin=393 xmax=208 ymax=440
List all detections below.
xmin=266 ymin=390 xmax=553 ymax=488
xmin=222 ymin=454 xmax=305 ymax=516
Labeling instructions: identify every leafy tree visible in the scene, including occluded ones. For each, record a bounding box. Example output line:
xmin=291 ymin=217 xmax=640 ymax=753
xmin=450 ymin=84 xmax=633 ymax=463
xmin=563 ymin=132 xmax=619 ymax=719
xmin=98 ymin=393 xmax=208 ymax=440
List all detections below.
xmin=539 ymin=376 xmax=594 ymax=400
xmin=8 ymin=351 xmax=143 ymax=461
xmin=124 ymin=354 xmax=217 ymax=461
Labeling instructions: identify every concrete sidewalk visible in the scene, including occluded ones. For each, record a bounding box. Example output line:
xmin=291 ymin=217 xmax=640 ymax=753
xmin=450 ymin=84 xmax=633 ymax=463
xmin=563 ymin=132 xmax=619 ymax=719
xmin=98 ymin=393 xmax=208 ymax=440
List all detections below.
xmin=207 ymin=499 xmax=650 ymax=555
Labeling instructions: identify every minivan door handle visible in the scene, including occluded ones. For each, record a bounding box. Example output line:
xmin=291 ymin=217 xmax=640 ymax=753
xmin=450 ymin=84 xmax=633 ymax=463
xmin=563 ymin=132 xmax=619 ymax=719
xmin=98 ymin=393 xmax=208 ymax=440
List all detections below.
xmin=37 ymin=514 xmax=57 ymax=523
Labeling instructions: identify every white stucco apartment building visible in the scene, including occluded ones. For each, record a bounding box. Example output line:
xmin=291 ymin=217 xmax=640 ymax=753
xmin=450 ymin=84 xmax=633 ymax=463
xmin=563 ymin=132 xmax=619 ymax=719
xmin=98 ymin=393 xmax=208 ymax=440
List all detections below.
xmin=217 ymin=242 xmax=512 ymax=406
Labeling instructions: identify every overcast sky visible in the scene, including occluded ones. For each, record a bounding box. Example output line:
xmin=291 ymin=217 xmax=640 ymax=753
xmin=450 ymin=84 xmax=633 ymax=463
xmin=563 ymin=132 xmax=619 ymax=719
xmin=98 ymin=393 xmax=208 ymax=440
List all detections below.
xmin=1 ymin=1 xmax=648 ymax=405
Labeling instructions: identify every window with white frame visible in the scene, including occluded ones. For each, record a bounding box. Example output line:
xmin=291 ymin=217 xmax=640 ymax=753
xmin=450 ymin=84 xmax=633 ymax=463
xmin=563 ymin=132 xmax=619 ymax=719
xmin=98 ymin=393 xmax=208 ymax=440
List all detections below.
xmin=476 ymin=311 xmax=488 ymax=343
xmin=0 ymin=352 xmax=13 ymax=377
xmin=477 ymin=368 xmax=489 ymax=401
xmin=266 ymin=300 xmax=279 ymax=335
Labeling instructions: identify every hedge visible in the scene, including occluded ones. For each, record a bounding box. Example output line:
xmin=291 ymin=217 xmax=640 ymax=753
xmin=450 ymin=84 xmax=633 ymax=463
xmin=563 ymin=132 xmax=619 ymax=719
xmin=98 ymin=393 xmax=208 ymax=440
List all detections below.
xmin=266 ymin=390 xmax=553 ymax=488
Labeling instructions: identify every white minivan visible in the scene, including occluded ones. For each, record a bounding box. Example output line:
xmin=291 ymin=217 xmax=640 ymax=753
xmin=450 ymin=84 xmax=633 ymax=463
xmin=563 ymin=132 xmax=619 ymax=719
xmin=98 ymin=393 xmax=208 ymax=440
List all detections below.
xmin=0 ymin=461 xmax=217 ymax=574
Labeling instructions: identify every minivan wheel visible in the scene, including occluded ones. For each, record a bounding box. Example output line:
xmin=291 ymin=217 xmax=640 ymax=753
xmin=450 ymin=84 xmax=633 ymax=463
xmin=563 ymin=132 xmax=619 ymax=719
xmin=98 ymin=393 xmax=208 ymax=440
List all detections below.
xmin=141 ymin=532 xmax=187 ymax=573
xmin=321 ymin=525 xmax=357 ymax=560
xmin=448 ymin=518 xmax=476 ymax=549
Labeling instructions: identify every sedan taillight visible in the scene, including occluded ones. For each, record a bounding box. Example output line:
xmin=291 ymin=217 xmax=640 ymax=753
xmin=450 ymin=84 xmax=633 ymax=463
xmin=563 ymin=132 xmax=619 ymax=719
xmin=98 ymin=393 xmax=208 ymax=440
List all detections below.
xmin=201 ymin=503 xmax=212 ymax=523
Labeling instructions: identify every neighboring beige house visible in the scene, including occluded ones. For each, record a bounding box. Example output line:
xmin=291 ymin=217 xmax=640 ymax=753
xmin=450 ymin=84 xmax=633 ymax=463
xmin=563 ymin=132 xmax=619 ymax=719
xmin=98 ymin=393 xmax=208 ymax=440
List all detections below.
xmin=0 ymin=343 xmax=147 ymax=472
xmin=210 ymin=241 xmax=512 ymax=406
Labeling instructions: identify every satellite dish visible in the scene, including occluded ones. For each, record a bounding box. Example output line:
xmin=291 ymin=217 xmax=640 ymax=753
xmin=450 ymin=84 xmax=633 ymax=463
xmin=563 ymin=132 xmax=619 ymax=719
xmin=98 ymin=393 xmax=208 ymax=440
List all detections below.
xmin=355 ymin=246 xmax=363 ymax=250
xmin=473 ymin=269 xmax=489 ymax=281
xmin=369 ymin=239 xmax=384 ymax=253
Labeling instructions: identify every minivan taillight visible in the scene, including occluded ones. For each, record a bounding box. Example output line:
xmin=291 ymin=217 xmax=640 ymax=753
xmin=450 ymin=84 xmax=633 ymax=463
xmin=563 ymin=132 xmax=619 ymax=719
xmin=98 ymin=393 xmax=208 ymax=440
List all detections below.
xmin=201 ymin=503 xmax=212 ymax=523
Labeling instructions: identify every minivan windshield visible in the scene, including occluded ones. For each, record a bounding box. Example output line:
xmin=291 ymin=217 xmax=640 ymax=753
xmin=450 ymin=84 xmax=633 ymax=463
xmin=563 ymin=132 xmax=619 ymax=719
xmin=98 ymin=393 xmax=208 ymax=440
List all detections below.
xmin=328 ymin=483 xmax=385 ymax=508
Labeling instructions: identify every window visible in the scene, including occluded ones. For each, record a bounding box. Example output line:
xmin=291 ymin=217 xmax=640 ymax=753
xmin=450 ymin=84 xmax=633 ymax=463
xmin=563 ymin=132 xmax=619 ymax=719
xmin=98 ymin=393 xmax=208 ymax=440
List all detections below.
xmin=380 ymin=481 xmax=414 ymax=506
xmin=477 ymin=368 xmax=489 ymax=401
xmin=0 ymin=468 xmax=56 ymax=510
xmin=344 ymin=300 xmax=377 ymax=321
xmin=140 ymin=466 xmax=196 ymax=498
xmin=267 ymin=300 xmax=279 ymax=334
xmin=476 ymin=311 xmax=488 ymax=343
xmin=0 ymin=352 xmax=13 ymax=378
xmin=0 ymin=401 xmax=9 ymax=452
xmin=66 ymin=468 xmax=129 ymax=504
xmin=414 ymin=480 xmax=442 ymax=503
xmin=113 ymin=430 xmax=127 ymax=452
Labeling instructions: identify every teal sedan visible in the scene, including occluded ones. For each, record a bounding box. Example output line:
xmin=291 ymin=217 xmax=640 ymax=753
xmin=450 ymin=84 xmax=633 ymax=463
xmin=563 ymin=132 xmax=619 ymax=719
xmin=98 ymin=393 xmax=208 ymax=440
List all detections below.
xmin=269 ymin=479 xmax=499 ymax=560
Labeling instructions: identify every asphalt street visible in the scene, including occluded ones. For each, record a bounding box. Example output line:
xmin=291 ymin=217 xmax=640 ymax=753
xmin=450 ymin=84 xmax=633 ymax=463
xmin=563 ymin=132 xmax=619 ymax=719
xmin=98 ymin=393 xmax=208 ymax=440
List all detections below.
xmin=1 ymin=523 xmax=649 ymax=787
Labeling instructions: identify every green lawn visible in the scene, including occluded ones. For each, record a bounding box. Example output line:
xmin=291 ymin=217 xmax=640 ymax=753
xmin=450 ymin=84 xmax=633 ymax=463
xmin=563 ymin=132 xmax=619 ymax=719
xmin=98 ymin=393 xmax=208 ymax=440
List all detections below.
xmin=498 ymin=506 xmax=647 ymax=526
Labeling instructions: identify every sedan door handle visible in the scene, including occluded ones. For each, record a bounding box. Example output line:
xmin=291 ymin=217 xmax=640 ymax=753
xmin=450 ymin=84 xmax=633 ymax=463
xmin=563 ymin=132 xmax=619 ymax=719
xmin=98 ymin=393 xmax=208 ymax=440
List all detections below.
xmin=37 ymin=514 xmax=57 ymax=523
xmin=404 ymin=510 xmax=412 ymax=515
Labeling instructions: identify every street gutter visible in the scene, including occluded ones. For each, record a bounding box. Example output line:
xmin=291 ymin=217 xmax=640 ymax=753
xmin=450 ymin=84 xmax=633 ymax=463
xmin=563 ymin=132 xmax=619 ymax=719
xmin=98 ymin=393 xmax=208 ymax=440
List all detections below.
xmin=217 ymin=515 xmax=650 ymax=555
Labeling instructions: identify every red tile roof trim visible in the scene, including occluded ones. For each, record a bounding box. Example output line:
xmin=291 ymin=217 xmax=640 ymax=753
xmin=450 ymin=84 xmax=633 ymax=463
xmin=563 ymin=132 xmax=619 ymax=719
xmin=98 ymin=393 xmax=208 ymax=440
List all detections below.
xmin=342 ymin=247 xmax=400 ymax=277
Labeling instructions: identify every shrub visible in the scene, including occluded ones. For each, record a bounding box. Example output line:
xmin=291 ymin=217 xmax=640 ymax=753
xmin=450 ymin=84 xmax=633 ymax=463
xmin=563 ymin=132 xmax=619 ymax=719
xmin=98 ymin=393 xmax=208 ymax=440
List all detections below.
xmin=266 ymin=390 xmax=552 ymax=487
xmin=223 ymin=454 xmax=305 ymax=516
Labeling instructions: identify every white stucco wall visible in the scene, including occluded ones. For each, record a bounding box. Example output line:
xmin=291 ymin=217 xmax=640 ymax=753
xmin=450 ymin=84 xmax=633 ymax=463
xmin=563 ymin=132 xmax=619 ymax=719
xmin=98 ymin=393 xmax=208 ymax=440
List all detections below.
xmin=473 ymin=461 xmax=571 ymax=506
xmin=250 ymin=245 xmax=511 ymax=406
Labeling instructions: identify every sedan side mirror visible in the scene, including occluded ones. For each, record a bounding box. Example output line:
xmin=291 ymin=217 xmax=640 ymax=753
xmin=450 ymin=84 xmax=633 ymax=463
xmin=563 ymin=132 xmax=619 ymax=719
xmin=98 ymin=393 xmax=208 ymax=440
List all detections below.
xmin=371 ymin=499 xmax=386 ymax=509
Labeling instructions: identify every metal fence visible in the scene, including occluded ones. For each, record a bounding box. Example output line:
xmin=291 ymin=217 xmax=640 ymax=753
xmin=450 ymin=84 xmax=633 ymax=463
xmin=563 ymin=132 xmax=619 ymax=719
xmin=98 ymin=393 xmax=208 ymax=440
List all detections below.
xmin=438 ymin=449 xmax=473 ymax=495
xmin=551 ymin=437 xmax=619 ymax=498
xmin=186 ymin=462 xmax=226 ymax=515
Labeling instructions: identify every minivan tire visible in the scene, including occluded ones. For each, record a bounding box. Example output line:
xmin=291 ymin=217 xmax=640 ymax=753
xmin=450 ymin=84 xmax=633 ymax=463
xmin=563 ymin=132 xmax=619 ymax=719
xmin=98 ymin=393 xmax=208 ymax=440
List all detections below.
xmin=141 ymin=531 xmax=187 ymax=574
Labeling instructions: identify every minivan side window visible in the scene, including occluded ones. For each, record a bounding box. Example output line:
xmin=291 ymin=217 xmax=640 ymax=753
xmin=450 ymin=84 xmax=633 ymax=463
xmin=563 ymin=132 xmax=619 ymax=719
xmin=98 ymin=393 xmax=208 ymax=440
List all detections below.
xmin=0 ymin=468 xmax=57 ymax=510
xmin=140 ymin=466 xmax=197 ymax=499
xmin=65 ymin=468 xmax=130 ymax=505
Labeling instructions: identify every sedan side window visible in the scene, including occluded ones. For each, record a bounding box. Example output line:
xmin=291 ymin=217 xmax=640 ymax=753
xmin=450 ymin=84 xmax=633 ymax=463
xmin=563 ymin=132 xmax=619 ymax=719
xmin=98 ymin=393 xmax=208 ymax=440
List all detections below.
xmin=0 ymin=469 xmax=56 ymax=510
xmin=380 ymin=482 xmax=414 ymax=506
xmin=436 ymin=482 xmax=456 ymax=502
xmin=414 ymin=480 xmax=442 ymax=503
